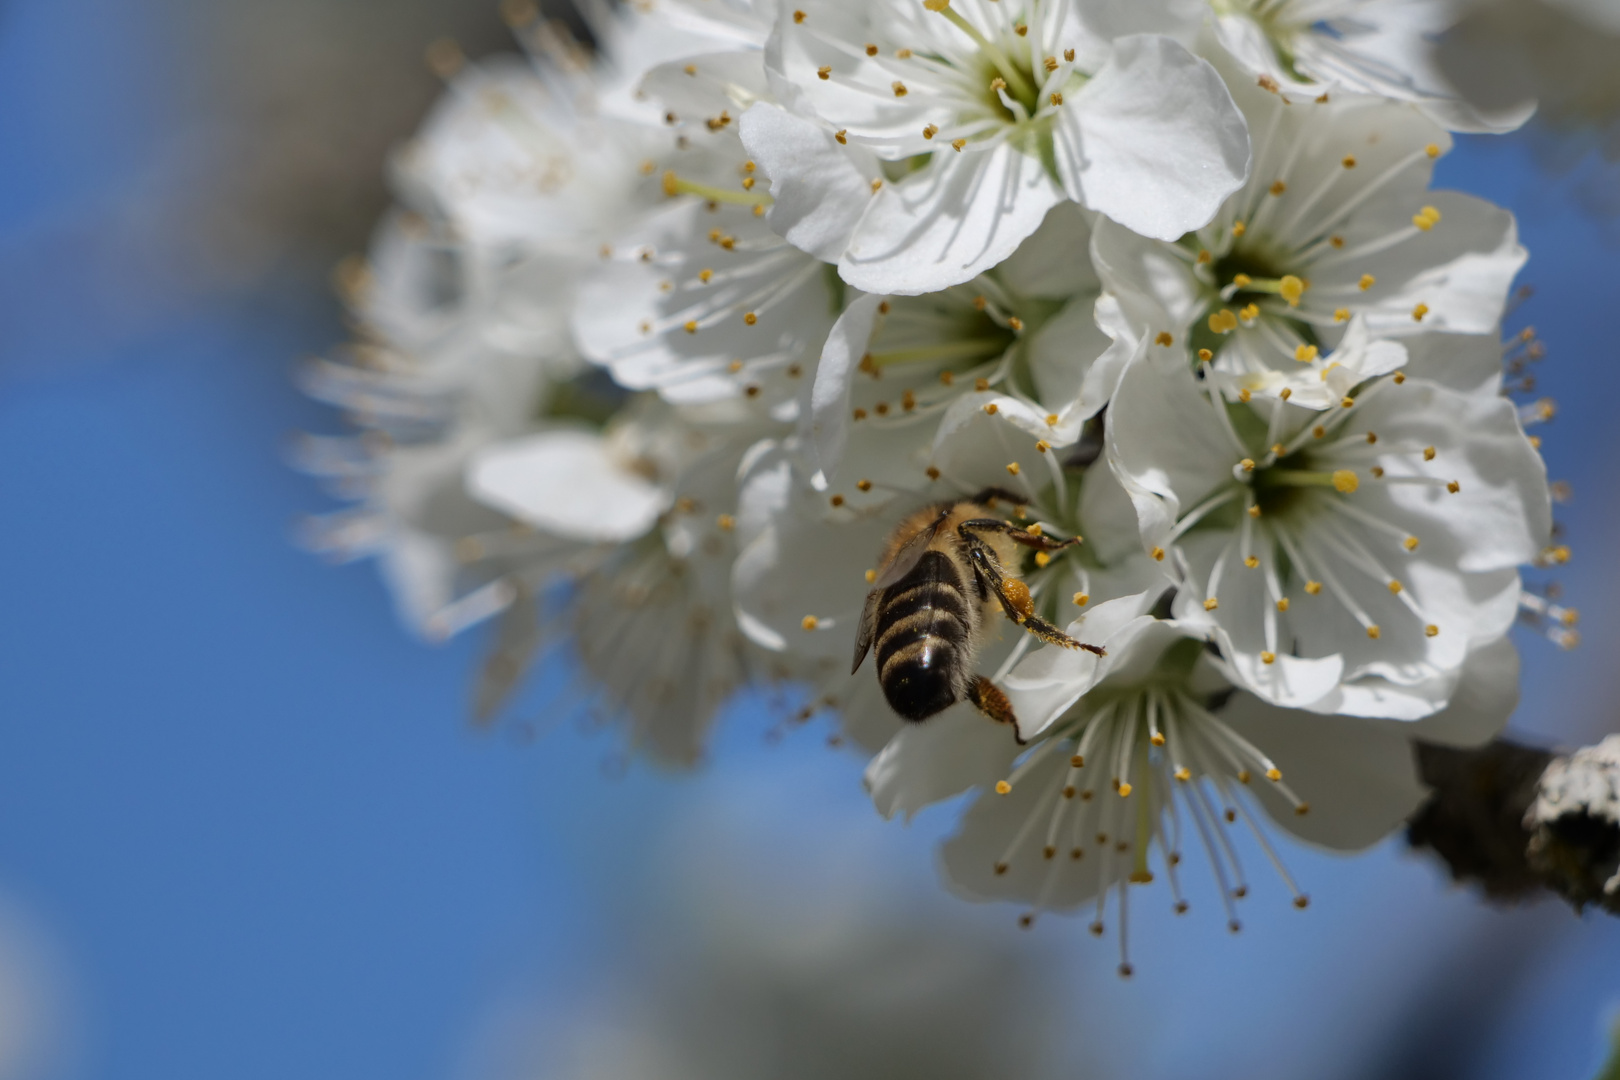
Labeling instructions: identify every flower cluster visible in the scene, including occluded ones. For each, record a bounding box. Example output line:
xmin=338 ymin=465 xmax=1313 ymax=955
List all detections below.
xmin=300 ymin=0 xmax=1563 ymax=968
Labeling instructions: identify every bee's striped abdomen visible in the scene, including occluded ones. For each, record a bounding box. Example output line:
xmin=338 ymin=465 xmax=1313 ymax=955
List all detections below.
xmin=875 ymin=550 xmax=974 ymax=722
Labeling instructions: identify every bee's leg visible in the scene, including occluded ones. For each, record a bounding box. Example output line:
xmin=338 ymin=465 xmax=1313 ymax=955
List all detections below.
xmin=965 ymin=541 xmax=1106 ymax=656
xmin=966 ymin=675 xmax=1025 ymax=744
xmin=957 ymin=516 xmax=1082 ymax=555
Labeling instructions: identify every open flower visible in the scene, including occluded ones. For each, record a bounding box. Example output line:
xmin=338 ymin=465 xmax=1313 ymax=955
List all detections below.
xmin=1106 ymin=351 xmax=1551 ymax=718
xmin=757 ymin=0 xmax=1250 ymax=293
xmin=1092 ymin=71 xmax=1525 ymax=407
xmin=1207 ymin=0 xmax=1535 ymax=134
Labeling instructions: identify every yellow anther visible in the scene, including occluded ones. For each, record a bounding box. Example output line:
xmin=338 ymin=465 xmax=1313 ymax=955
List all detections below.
xmin=1204 ymin=597 xmax=1219 ymax=611
xmin=1279 ymin=275 xmax=1305 ymax=307
xmin=1366 ymin=625 xmax=1381 ymax=639
xmin=816 ymin=65 xmax=831 ymax=80
xmin=1248 ymin=504 xmax=1261 ymax=518
xmin=793 ymin=8 xmax=806 ymax=20
xmin=683 ymin=320 xmax=699 ymax=333
xmin=1388 ymin=580 xmax=1403 ymax=594
xmin=1305 ymin=581 xmax=1322 ymax=595
xmin=1334 ymin=307 xmax=1350 ymax=323
xmin=1342 ymin=155 xmax=1357 ymax=168
xmin=801 ymin=615 xmax=819 ymax=630
xmin=1341 ymin=396 xmax=1355 ymax=409
xmin=1015 ymin=22 xmax=1028 ymax=35
xmin=743 ymin=312 xmax=758 ymax=325
xmin=1332 ymin=470 xmax=1359 ymax=493
xmin=1151 ymin=546 xmax=1165 ymax=562
xmin=1209 ymin=309 xmax=1239 ymax=334
xmin=1036 ymin=440 xmax=1050 ymax=453
xmin=995 ymin=780 xmax=1011 ymax=795
xmin=1404 ymin=536 xmax=1419 ymax=551
xmin=1034 ymin=551 xmax=1051 ymax=568
xmin=1312 ymin=424 xmax=1326 ymax=438
xmin=1045 ymin=413 xmax=1059 ymax=426
xmin=984 ymin=402 xmax=999 ymax=415
xmin=1005 ymin=461 xmax=1020 ymax=476
xmin=1007 ymin=316 xmax=1023 ymax=331
xmin=1425 ymin=624 xmax=1439 ymax=637
xmin=1064 ymin=48 xmax=1075 ymax=61
xmin=1198 ymin=348 xmax=1213 ymax=362
xmin=1232 ymin=221 xmax=1247 ymax=237
xmin=1269 ymin=180 xmax=1286 ymax=196
xmin=989 ymin=76 xmax=1007 ymax=93
xmin=1279 ymin=389 xmax=1292 ymax=401
xmin=926 ymin=466 xmax=941 ymax=480
xmin=939 ymin=371 xmax=954 ymax=386
xmin=891 ymin=81 xmax=908 ymax=96
xmin=1044 ymin=56 xmax=1059 ymax=72
xmin=1049 ymin=92 xmax=1063 ymax=106
xmin=835 ymin=129 xmax=848 ymax=144
xmin=1426 ymin=143 xmax=1442 ymax=158
xmin=1244 ymin=555 xmax=1259 ymax=569
xmin=1026 ymin=523 xmax=1043 ymax=536
xmin=974 ymin=377 xmax=990 ymax=391
xmin=1174 ymin=767 xmax=1191 ymax=782
xmin=951 ymin=138 xmax=966 ymax=151
xmin=829 ymin=494 xmax=845 ymax=507
xmin=1412 ymin=302 xmax=1430 ymax=322
xmin=856 ymin=479 xmax=873 ymax=492
xmin=1118 ymin=782 xmax=1132 ymax=797
xmin=698 ymin=268 xmax=714 ymax=283
xmin=1231 ymin=273 xmax=1251 ymax=288
xmin=1266 ymin=768 xmax=1282 ymax=782
xmin=717 ymin=513 xmax=736 ymax=531
xmin=1276 ymin=597 xmax=1290 ymax=612
xmin=1239 ymin=388 xmax=1252 ymax=403
xmin=1240 ymin=458 xmax=1255 ymax=472
xmin=1393 ymin=371 xmax=1407 ymax=384
xmin=1155 ymin=331 xmax=1174 ymax=346
xmin=1330 ymin=235 xmax=1345 ymax=248
xmin=865 ymin=43 xmax=878 ymax=55
xmin=1073 ymin=592 xmax=1089 ymax=607
xmin=865 ymin=569 xmax=877 ymax=584
xmin=1151 ymin=733 xmax=1166 ymax=747
xmin=1359 ymin=274 xmax=1376 ymax=291
xmin=922 ymin=124 xmax=938 ymax=139
xmin=1295 ymin=344 xmax=1319 ymax=363
xmin=1239 ymin=303 xmax=1260 ymax=321
xmin=1423 ymin=445 xmax=1436 ymax=461
xmin=895 ymin=48 xmax=912 ymax=58
xmin=1271 ymin=443 xmax=1285 ymax=455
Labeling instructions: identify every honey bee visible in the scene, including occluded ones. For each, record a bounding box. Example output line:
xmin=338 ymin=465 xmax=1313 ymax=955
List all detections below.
xmin=852 ymin=489 xmax=1104 ymax=733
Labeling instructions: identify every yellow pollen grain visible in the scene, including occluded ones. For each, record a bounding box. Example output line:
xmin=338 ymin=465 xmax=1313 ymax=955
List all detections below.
xmin=1151 ymin=546 xmax=1165 ymax=562
xmin=1277 ymin=597 xmax=1290 ymax=612
xmin=1244 ymin=555 xmax=1260 ymax=569
xmin=801 ymin=615 xmax=819 ymax=630
xmin=1332 ymin=469 xmax=1359 ymax=493
xmin=1155 ymin=331 xmax=1174 ymax=346
xmin=1073 ymin=592 xmax=1090 ymax=607
xmin=1425 ymin=624 xmax=1439 ymax=637
xmin=1279 ymin=275 xmax=1305 ymax=307
xmin=1296 ymin=344 xmax=1319 ymax=363
xmin=1359 ymin=274 xmax=1376 ymax=291
xmin=1266 ymin=768 xmax=1283 ymax=782
xmin=1204 ymin=597 xmax=1219 ymax=611
xmin=995 ymin=780 xmax=1011 ymax=795
xmin=1005 ymin=462 xmax=1020 ymax=476
xmin=865 ymin=569 xmax=877 ymax=584
xmin=1261 ymin=651 xmax=1275 ymax=665
xmin=698 ymin=268 xmax=714 ymax=283
xmin=1034 ymin=551 xmax=1051 ymax=568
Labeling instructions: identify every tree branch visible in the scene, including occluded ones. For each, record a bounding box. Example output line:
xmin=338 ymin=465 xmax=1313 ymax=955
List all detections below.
xmin=1408 ymin=735 xmax=1620 ymax=914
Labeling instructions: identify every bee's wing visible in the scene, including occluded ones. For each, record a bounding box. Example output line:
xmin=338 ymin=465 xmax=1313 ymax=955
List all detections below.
xmin=851 ymin=587 xmax=882 ymax=674
xmin=871 ymin=507 xmax=950 ymax=590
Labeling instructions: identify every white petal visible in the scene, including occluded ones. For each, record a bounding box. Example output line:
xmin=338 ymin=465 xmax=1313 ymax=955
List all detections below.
xmin=1218 ymin=693 xmax=1428 ymax=851
xmin=740 ymin=102 xmax=883 ymax=263
xmin=865 ymin=706 xmax=1022 ymax=820
xmin=467 ymin=430 xmax=669 ymax=541
xmin=1002 ymin=591 xmax=1161 ymax=740
xmin=806 ymin=292 xmax=884 ymax=477
xmin=840 ymin=140 xmax=1064 ymax=296
xmin=1054 ymin=35 xmax=1250 ymax=242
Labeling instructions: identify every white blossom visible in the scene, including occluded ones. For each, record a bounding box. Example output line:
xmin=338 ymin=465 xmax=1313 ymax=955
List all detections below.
xmin=755 ymin=0 xmax=1251 ymax=293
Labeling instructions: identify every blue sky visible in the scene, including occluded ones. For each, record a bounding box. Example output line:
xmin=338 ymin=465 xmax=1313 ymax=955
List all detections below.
xmin=2 ymin=2 xmax=1619 ymax=1078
